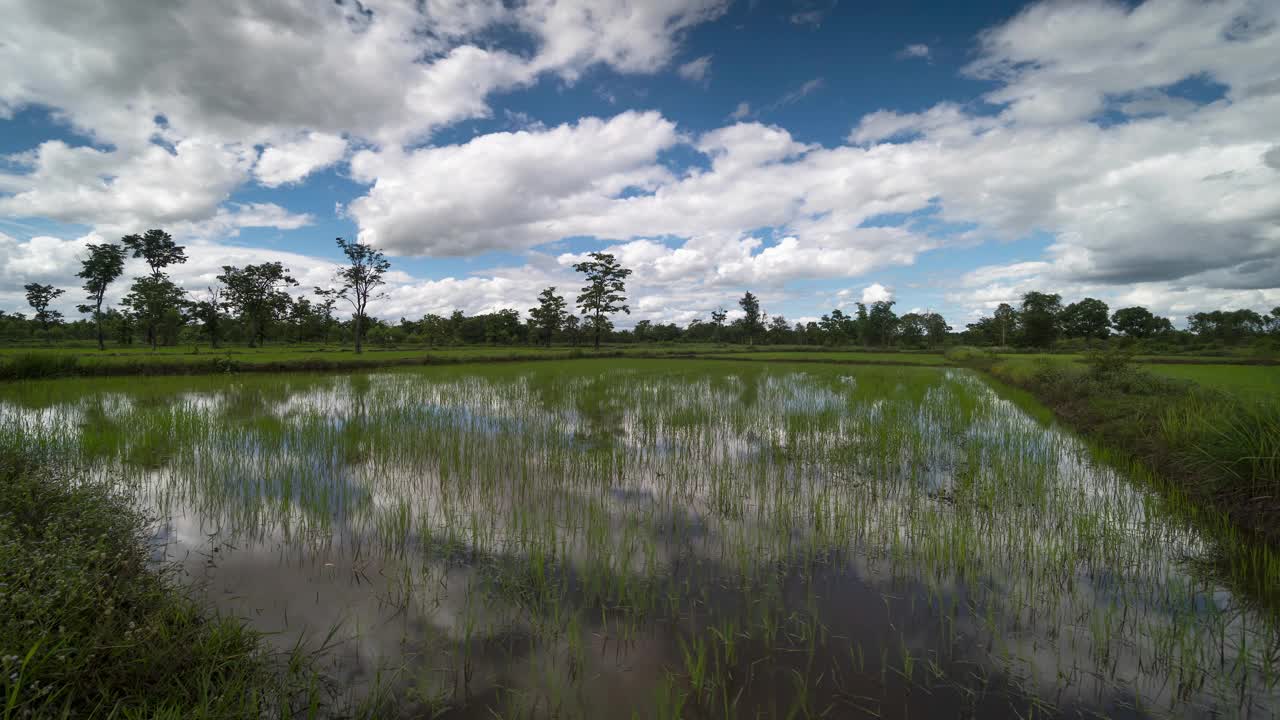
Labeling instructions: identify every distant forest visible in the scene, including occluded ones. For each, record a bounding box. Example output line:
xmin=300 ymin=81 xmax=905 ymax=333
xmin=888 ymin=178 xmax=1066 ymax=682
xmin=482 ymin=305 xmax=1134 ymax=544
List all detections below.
xmin=7 ymin=229 xmax=1280 ymax=352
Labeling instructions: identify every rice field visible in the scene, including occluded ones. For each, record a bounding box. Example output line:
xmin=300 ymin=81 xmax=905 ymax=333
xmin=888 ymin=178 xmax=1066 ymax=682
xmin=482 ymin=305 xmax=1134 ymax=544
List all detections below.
xmin=1143 ymin=363 xmax=1280 ymax=399
xmin=2 ymin=359 xmax=1277 ymax=718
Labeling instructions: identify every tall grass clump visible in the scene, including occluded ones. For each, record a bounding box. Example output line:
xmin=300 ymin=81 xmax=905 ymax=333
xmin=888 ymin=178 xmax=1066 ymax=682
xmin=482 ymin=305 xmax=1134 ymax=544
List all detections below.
xmin=979 ymin=347 xmax=1280 ymax=543
xmin=0 ymin=442 xmax=336 ymax=719
xmin=0 ymin=353 xmax=79 ymax=381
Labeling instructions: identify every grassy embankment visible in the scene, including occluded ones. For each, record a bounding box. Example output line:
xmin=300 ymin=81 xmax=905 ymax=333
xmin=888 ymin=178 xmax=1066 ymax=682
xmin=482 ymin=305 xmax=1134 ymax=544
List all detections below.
xmin=0 ymin=444 xmax=359 ymax=718
xmin=950 ymin=348 xmax=1279 ymax=550
xmin=0 ymin=343 xmax=951 ymax=380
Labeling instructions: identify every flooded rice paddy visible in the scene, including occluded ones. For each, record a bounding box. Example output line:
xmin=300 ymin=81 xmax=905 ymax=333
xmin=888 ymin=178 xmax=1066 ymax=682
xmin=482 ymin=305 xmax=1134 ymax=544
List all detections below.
xmin=2 ymin=359 xmax=1277 ymax=718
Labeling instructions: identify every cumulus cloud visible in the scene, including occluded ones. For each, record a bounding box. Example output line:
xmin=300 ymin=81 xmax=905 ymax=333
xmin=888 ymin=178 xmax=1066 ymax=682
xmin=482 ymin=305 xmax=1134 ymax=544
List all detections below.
xmin=0 ymin=139 xmax=254 ymax=234
xmin=860 ymin=283 xmax=893 ymax=304
xmin=254 ymin=133 xmax=348 ymax=187
xmin=3 ymin=0 xmax=1280 ymax=325
xmin=0 ymin=0 xmax=727 ymax=236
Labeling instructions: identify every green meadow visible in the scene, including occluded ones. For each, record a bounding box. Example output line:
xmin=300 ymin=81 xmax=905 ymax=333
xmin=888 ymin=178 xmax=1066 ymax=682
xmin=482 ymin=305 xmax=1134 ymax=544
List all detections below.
xmin=2 ymin=359 xmax=1278 ymax=718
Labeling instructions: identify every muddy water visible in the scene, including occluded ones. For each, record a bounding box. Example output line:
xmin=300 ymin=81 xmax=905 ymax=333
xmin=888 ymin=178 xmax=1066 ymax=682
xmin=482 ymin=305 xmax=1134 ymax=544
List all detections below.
xmin=2 ymin=360 xmax=1276 ymax=718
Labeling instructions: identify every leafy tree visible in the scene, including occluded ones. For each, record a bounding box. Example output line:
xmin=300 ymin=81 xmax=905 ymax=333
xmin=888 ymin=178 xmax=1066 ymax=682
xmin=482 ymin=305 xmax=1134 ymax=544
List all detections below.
xmin=191 ymin=286 xmax=225 ymax=348
xmin=1188 ymin=309 xmax=1265 ymax=344
xmin=332 ymin=237 xmax=391 ymax=354
xmin=483 ymin=309 xmax=523 ymax=345
xmin=24 ymin=283 xmax=65 ymax=335
xmin=528 ymin=287 xmax=568 ymax=347
xmin=120 ymin=228 xmax=188 ymax=347
xmin=312 ymin=287 xmax=341 ymax=344
xmin=76 ymin=243 xmax=127 ymax=350
xmin=217 ymin=262 xmax=298 ymax=347
xmin=1111 ymin=306 xmax=1154 ymax=338
xmin=1020 ymin=292 xmax=1062 ymax=348
xmin=573 ymin=252 xmax=632 ymax=349
xmin=1060 ymin=297 xmax=1110 ymax=342
xmin=819 ymin=309 xmax=857 ymax=345
xmin=992 ymin=303 xmax=1018 ymax=346
xmin=1110 ymin=306 xmax=1169 ymax=339
xmin=923 ymin=312 xmax=951 ymax=349
xmin=122 ymin=276 xmax=187 ymax=350
xmin=898 ymin=312 xmax=926 ymax=346
xmin=1268 ymin=307 xmax=1280 ymax=336
xmin=866 ymin=300 xmax=899 ymax=347
xmin=122 ymin=229 xmax=186 ymax=277
xmin=709 ymin=307 xmax=728 ymax=342
xmin=767 ymin=315 xmax=791 ymax=343
xmin=737 ymin=292 xmax=763 ymax=345
xmin=564 ymin=314 xmax=581 ymax=346
xmin=855 ymin=303 xmax=871 ymax=347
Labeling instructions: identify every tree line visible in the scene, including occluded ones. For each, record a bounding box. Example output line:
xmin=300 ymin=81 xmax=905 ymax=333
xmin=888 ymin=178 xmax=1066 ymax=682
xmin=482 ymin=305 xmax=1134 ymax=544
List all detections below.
xmin=963 ymin=292 xmax=1280 ymax=348
xmin=8 ymin=229 xmax=1279 ymax=351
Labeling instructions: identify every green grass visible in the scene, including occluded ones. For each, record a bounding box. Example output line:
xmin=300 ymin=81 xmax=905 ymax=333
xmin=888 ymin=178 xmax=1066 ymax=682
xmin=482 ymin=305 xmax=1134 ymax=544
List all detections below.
xmin=0 ymin=444 xmax=349 ymax=719
xmin=1145 ymin=363 xmax=1280 ymax=398
xmin=698 ymin=350 xmax=948 ymax=364
xmin=0 ymin=342 xmax=953 ymax=381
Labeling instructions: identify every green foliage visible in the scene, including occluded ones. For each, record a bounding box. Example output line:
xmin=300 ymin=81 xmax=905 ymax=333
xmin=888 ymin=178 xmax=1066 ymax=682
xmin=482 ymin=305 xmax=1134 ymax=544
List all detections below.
xmin=528 ymin=287 xmax=568 ymax=347
xmin=22 ymin=283 xmax=65 ymax=333
xmin=122 ymin=275 xmax=188 ymax=350
xmin=573 ymin=252 xmax=632 ymax=348
xmin=737 ymin=292 xmax=762 ymax=344
xmin=121 ymin=229 xmax=186 ymax=276
xmin=332 ymin=237 xmax=391 ymax=354
xmin=1111 ymin=305 xmax=1171 ymax=339
xmin=1019 ymin=291 xmax=1062 ymax=348
xmin=1061 ymin=297 xmax=1110 ymax=341
xmin=75 ymin=243 xmax=127 ymax=350
xmin=0 ymin=445 xmax=334 ymax=717
xmin=217 ymin=262 xmax=298 ymax=348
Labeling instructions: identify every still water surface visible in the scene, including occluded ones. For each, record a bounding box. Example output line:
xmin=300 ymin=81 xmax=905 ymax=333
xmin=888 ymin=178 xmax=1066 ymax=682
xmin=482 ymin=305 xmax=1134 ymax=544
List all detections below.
xmin=2 ymin=360 xmax=1276 ymax=718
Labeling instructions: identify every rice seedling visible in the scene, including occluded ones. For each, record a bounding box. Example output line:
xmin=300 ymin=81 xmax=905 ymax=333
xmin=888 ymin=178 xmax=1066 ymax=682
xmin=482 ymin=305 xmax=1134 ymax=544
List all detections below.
xmin=0 ymin=359 xmax=1277 ymax=718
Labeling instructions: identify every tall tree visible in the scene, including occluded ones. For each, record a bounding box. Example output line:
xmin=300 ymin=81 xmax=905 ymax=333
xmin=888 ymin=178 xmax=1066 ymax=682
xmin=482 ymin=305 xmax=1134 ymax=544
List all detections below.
xmin=564 ymin=314 xmax=581 ymax=346
xmin=573 ymin=252 xmax=632 ymax=349
xmin=121 ymin=228 xmax=187 ymax=347
xmin=898 ymin=312 xmax=926 ymax=346
xmin=24 ymin=283 xmax=64 ymax=335
xmin=1020 ymin=292 xmax=1063 ymax=348
xmin=737 ymin=292 xmax=763 ymax=345
xmin=333 ymin=237 xmax=390 ymax=354
xmin=217 ymin=262 xmax=299 ymax=347
xmin=1061 ymin=297 xmax=1110 ymax=343
xmin=191 ymin=286 xmax=225 ymax=348
xmin=121 ymin=276 xmax=187 ymax=350
xmin=122 ymin=229 xmax=186 ymax=277
xmin=313 ymin=287 xmax=341 ymax=344
xmin=866 ymin=300 xmax=899 ymax=347
xmin=922 ymin=312 xmax=951 ymax=349
xmin=528 ymin=287 xmax=568 ymax=347
xmin=76 ymin=243 xmax=127 ymax=349
xmin=710 ymin=307 xmax=728 ymax=342
xmin=992 ymin=303 xmax=1018 ymax=346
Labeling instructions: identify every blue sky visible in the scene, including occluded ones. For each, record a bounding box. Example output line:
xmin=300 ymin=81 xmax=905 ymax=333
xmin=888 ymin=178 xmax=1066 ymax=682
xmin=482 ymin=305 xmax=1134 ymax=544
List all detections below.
xmin=1 ymin=0 xmax=1277 ymax=327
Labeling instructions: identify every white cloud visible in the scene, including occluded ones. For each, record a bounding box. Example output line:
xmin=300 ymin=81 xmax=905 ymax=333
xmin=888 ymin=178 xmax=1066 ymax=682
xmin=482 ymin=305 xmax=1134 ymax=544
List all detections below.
xmin=0 ymin=0 xmax=727 ymax=236
xmin=254 ymin=133 xmax=348 ymax=187
xmin=677 ymin=55 xmax=713 ymax=85
xmin=861 ymin=283 xmax=893 ymax=304
xmin=0 ymin=139 xmax=254 ymax=234
xmin=3 ymin=0 xmax=1279 ymax=326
